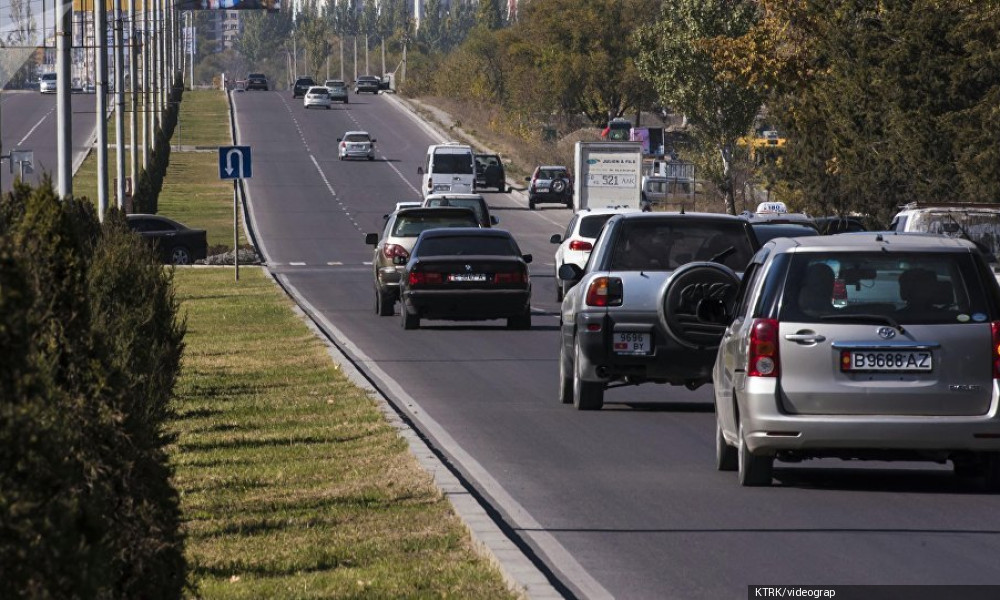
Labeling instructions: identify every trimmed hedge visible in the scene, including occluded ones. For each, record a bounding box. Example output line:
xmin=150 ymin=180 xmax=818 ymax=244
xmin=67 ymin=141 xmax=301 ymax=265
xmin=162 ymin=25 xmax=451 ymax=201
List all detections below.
xmin=133 ymin=77 xmax=184 ymax=214
xmin=0 ymin=180 xmax=187 ymax=599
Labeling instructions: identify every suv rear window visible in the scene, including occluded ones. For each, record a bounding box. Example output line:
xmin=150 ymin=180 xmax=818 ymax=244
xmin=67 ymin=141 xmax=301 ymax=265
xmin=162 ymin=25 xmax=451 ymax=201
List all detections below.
xmin=343 ymin=133 xmax=370 ymax=142
xmin=779 ymin=252 xmax=991 ymax=325
xmin=608 ymin=220 xmax=755 ymax=271
xmin=538 ymin=169 xmax=567 ymax=180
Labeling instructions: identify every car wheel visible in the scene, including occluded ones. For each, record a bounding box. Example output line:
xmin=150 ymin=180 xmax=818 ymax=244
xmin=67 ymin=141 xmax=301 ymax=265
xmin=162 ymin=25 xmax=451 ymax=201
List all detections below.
xmin=983 ymin=453 xmax=1000 ymax=492
xmin=169 ymin=246 xmax=191 ymax=265
xmin=573 ymin=346 xmax=604 ymax=410
xmin=556 ymin=282 xmax=563 ymax=302
xmin=528 ymin=199 xmax=536 ymax=211
xmin=375 ymin=286 xmax=394 ymax=317
xmin=367 ymin=156 xmax=374 ymax=161
xmin=558 ymin=343 xmax=573 ymax=404
xmin=716 ymin=419 xmax=737 ymax=471
xmin=564 ymin=199 xmax=573 ymax=209
xmin=737 ymin=422 xmax=773 ymax=486
xmin=326 ymin=105 xmax=331 ymax=110
xmin=401 ymin=305 xmax=419 ymax=330
xmin=659 ymin=262 xmax=741 ymax=350
xmin=345 ymin=99 xmax=349 ymax=104
xmin=507 ymin=310 xmax=531 ymax=330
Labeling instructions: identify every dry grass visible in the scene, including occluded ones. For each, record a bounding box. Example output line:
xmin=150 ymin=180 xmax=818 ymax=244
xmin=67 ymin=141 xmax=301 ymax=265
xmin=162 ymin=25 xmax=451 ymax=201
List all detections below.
xmin=171 ymin=268 xmax=517 ymax=599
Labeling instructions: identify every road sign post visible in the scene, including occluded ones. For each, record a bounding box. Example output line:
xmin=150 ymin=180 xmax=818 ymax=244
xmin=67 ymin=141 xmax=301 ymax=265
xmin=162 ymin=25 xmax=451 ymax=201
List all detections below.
xmin=219 ymin=146 xmax=252 ymax=281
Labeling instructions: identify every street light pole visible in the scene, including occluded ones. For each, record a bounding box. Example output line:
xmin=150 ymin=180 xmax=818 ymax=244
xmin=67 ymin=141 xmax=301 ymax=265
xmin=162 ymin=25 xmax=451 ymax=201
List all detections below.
xmin=96 ymin=0 xmax=110 ymax=217
xmin=56 ymin=0 xmax=73 ymax=198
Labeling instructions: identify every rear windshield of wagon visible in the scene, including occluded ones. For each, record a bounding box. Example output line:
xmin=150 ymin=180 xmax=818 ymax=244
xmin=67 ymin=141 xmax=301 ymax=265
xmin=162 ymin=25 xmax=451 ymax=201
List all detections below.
xmin=777 ymin=251 xmax=994 ymax=325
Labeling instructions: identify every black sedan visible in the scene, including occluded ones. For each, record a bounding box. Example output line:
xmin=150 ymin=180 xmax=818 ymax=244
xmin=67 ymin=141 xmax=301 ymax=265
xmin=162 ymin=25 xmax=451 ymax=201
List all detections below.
xmin=126 ymin=214 xmax=208 ymax=265
xmin=397 ymin=228 xmax=532 ymax=330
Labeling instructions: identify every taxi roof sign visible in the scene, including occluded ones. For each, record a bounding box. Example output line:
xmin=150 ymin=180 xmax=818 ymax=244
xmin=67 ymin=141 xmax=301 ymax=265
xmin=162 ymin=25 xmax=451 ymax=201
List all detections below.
xmin=756 ymin=201 xmax=788 ymax=215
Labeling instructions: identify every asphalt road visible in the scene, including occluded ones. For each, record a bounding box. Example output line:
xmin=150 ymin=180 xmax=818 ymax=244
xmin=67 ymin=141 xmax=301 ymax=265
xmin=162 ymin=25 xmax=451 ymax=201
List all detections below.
xmin=233 ymin=90 xmax=1000 ymax=599
xmin=0 ymin=91 xmax=99 ymax=195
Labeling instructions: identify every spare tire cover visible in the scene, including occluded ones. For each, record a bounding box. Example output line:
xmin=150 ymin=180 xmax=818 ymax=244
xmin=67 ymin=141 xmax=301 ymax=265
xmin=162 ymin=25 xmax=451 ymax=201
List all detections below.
xmin=658 ymin=261 xmax=741 ymax=350
xmin=551 ymin=179 xmax=567 ymax=193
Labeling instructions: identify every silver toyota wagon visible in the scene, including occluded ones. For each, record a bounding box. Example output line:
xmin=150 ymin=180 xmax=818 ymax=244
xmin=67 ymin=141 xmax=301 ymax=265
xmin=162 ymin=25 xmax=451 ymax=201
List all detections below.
xmin=713 ymin=233 xmax=1000 ymax=488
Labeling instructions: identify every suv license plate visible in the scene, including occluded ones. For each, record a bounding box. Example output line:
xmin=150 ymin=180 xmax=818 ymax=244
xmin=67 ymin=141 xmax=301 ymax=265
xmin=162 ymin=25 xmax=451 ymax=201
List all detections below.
xmin=536 ymin=187 xmax=549 ymax=193
xmin=614 ymin=332 xmax=651 ymax=355
xmin=842 ymin=350 xmax=932 ymax=372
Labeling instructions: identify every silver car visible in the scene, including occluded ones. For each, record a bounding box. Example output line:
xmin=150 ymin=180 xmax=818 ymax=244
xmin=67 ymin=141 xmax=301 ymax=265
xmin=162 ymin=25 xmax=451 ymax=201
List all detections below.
xmin=324 ymin=79 xmax=349 ymax=103
xmin=338 ymin=131 xmax=376 ymax=161
xmin=559 ymin=212 xmax=758 ymax=410
xmin=714 ymin=233 xmax=1000 ymax=488
xmin=39 ymin=72 xmax=57 ymax=94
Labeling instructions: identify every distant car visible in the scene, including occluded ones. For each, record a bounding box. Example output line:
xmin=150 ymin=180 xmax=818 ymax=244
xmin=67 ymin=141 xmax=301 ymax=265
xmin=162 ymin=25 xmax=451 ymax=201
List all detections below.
xmin=324 ymin=79 xmax=349 ymax=103
xmin=246 ymin=73 xmax=268 ymax=90
xmin=126 ymin=214 xmax=208 ymax=265
xmin=354 ymin=75 xmax=381 ymax=94
xmin=365 ymin=207 xmax=482 ymax=316
xmin=303 ymin=86 xmax=331 ymax=109
xmin=397 ymin=228 xmax=533 ymax=330
xmin=292 ymin=77 xmax=315 ymax=98
xmin=337 ymin=131 xmax=376 ymax=160
xmin=549 ymin=207 xmax=641 ymax=301
xmin=739 ymin=207 xmax=820 ymax=245
xmin=815 ymin=216 xmax=868 ymax=235
xmin=474 ymin=153 xmax=507 ymax=192
xmin=39 ymin=72 xmax=57 ymax=94
xmin=558 ymin=212 xmax=759 ymax=410
xmin=526 ymin=165 xmax=573 ymax=210
xmin=422 ymin=193 xmax=499 ymax=228
xmin=714 ymin=233 xmax=1000 ymax=489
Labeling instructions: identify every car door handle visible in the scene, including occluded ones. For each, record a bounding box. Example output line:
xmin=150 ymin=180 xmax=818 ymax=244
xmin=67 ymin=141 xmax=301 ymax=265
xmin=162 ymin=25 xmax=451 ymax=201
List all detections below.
xmin=784 ymin=333 xmax=825 ymax=343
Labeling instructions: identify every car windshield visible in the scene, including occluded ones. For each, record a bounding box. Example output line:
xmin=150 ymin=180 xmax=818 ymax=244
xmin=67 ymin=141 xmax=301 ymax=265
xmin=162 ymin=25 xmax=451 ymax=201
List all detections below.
xmin=752 ymin=223 xmax=819 ymax=245
xmin=779 ymin=252 xmax=988 ymax=325
xmin=579 ymin=214 xmax=616 ymax=239
xmin=415 ymin=235 xmax=517 ymax=257
xmin=433 ymin=153 xmax=474 ymax=174
xmin=609 ymin=220 xmax=755 ymax=271
xmin=343 ymin=133 xmax=370 ymax=143
xmin=392 ymin=215 xmax=477 ymax=237
xmin=41 ymin=73 xmax=56 ymax=81
xmin=425 ymin=199 xmax=484 ymax=223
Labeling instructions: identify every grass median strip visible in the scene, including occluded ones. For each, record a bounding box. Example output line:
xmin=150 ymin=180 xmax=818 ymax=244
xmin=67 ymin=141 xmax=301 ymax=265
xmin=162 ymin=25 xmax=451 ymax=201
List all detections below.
xmin=171 ymin=267 xmax=516 ymax=599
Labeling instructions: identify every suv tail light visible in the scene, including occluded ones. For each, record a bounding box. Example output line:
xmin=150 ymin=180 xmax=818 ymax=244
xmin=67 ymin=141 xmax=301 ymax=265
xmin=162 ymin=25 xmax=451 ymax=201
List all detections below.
xmin=748 ymin=318 xmax=780 ymax=377
xmin=382 ymin=244 xmax=409 ymax=262
xmin=992 ymin=322 xmax=1000 ymax=378
xmin=409 ymin=271 xmax=443 ymax=286
xmin=585 ymin=277 xmax=623 ymax=307
xmin=568 ymin=240 xmax=593 ymax=252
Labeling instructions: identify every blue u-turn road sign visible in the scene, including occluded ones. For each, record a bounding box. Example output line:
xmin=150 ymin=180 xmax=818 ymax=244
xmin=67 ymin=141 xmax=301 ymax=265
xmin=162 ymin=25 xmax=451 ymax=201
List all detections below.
xmin=219 ymin=146 xmax=252 ymax=179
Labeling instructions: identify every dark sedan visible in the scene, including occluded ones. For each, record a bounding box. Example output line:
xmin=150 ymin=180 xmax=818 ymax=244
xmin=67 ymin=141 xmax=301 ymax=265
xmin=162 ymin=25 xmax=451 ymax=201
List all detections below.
xmin=292 ymin=77 xmax=315 ymax=98
xmin=246 ymin=73 xmax=268 ymax=90
xmin=397 ymin=228 xmax=532 ymax=330
xmin=354 ymin=76 xmax=381 ymax=94
xmin=474 ymin=153 xmax=507 ymax=192
xmin=126 ymin=214 xmax=208 ymax=265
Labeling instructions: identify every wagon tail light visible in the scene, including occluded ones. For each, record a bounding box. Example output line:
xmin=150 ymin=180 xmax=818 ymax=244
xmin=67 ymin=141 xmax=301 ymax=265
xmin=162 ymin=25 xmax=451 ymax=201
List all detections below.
xmin=585 ymin=276 xmax=623 ymax=307
xmin=382 ymin=244 xmax=409 ymax=262
xmin=992 ymin=322 xmax=1000 ymax=378
xmin=408 ymin=270 xmax=443 ymax=286
xmin=748 ymin=318 xmax=780 ymax=377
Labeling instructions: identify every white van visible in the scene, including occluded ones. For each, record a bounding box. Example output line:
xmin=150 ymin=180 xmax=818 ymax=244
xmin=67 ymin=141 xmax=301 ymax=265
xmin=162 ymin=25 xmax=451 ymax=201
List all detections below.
xmin=418 ymin=143 xmax=476 ymax=198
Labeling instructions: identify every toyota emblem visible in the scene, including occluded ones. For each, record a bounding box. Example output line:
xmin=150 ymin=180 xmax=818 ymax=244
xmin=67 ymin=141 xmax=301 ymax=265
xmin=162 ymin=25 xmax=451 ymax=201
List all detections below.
xmin=877 ymin=326 xmax=896 ymax=339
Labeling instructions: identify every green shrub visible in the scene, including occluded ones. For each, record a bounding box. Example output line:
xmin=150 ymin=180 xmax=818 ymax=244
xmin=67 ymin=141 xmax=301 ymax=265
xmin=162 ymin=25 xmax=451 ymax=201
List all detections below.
xmin=0 ymin=181 xmax=187 ymax=599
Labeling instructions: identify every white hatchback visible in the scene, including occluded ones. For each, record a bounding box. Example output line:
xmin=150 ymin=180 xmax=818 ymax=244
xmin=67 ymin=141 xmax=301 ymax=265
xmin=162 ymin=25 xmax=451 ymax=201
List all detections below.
xmin=549 ymin=206 xmax=641 ymax=301
xmin=303 ymin=86 xmax=331 ymax=110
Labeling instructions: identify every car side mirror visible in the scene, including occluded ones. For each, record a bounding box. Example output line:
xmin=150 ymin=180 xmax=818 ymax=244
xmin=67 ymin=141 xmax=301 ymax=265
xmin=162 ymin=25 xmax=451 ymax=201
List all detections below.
xmin=371 ymin=139 xmax=377 ymax=143
xmin=490 ymin=216 xmax=500 ymax=226
xmin=364 ymin=232 xmax=379 ymax=245
xmin=522 ymin=254 xmax=533 ymax=264
xmin=417 ymin=167 xmax=424 ymax=175
xmin=392 ymin=255 xmax=407 ymax=266
xmin=550 ymin=234 xmax=562 ymax=244
xmin=524 ymin=176 xmax=531 ymax=182
xmin=337 ymin=138 xmax=343 ymax=142
xmin=558 ymin=263 xmax=584 ymax=284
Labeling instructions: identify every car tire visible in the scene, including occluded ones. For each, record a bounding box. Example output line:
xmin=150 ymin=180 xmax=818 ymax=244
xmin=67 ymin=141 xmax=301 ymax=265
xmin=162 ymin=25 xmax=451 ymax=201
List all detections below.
xmin=716 ymin=419 xmax=737 ymax=471
xmin=558 ymin=343 xmax=573 ymax=404
xmin=401 ymin=306 xmax=419 ymax=330
xmin=507 ymin=310 xmax=531 ymax=330
xmin=573 ymin=346 xmax=604 ymax=410
xmin=983 ymin=453 xmax=1000 ymax=492
xmin=556 ymin=282 xmax=564 ymax=302
xmin=564 ymin=199 xmax=573 ymax=209
xmin=659 ymin=262 xmax=741 ymax=350
xmin=737 ymin=422 xmax=773 ymax=486
xmin=368 ymin=156 xmax=374 ymax=161
xmin=326 ymin=105 xmax=331 ymax=110
xmin=169 ymin=246 xmax=192 ymax=265
xmin=375 ymin=287 xmax=394 ymax=317
xmin=528 ymin=199 xmax=536 ymax=211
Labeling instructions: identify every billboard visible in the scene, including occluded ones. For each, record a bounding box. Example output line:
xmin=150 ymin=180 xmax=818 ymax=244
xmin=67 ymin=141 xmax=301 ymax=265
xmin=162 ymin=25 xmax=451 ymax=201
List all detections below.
xmin=174 ymin=0 xmax=280 ymax=9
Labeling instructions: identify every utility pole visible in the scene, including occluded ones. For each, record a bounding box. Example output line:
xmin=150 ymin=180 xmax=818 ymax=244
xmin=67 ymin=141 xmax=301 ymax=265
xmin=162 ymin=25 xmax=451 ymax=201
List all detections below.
xmin=115 ymin=0 xmax=127 ymax=209
xmin=96 ymin=0 xmax=109 ymax=216
xmin=56 ymin=0 xmax=73 ymax=198
xmin=129 ymin=0 xmax=138 ymax=192
xmin=142 ymin=0 xmax=150 ymax=170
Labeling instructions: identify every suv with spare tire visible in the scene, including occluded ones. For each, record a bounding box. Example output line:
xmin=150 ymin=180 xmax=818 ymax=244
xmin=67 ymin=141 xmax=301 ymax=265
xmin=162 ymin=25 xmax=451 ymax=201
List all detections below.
xmin=557 ymin=212 xmax=759 ymax=410
xmin=526 ymin=165 xmax=573 ymax=210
